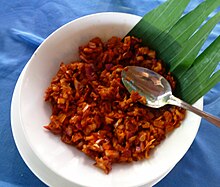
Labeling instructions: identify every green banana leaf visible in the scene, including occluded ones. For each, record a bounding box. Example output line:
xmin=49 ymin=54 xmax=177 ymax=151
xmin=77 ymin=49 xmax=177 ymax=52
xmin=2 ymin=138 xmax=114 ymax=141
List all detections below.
xmin=127 ymin=0 xmax=220 ymax=104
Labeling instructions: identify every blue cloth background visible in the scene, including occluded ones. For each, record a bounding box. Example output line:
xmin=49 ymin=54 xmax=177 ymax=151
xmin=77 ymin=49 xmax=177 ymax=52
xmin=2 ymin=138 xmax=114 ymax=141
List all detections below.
xmin=0 ymin=0 xmax=219 ymax=186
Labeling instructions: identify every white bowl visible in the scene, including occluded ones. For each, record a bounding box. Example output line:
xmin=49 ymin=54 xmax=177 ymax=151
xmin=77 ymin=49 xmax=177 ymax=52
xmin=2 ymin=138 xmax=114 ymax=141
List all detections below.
xmin=16 ymin=12 xmax=202 ymax=187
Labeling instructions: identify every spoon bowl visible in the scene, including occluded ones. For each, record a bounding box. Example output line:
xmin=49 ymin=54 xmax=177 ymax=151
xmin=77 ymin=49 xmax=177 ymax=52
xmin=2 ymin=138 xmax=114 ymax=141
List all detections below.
xmin=122 ymin=66 xmax=172 ymax=108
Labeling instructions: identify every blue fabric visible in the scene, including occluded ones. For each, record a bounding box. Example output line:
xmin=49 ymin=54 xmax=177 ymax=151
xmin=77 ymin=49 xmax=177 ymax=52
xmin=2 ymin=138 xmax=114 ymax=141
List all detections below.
xmin=0 ymin=0 xmax=219 ymax=186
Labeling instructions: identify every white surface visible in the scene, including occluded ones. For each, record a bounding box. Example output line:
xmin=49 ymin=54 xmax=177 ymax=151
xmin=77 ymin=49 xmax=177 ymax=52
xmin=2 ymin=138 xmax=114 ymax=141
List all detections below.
xmin=11 ymin=12 xmax=203 ymax=187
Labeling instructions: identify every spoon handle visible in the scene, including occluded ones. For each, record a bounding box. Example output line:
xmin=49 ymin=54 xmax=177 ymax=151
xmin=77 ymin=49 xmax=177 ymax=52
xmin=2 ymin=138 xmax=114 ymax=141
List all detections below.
xmin=168 ymin=95 xmax=220 ymax=128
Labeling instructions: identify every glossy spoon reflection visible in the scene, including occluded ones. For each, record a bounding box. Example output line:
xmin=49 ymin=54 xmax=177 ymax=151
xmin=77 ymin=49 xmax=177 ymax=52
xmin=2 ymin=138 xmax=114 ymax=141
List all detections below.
xmin=121 ymin=66 xmax=220 ymax=128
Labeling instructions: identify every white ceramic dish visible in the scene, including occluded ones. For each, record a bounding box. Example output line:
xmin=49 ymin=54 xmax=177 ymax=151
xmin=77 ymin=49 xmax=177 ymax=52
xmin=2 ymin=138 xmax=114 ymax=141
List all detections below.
xmin=11 ymin=12 xmax=202 ymax=187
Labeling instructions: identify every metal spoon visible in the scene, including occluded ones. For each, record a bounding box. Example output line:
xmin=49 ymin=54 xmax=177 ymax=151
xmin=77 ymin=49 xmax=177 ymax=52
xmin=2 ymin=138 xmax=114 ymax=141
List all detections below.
xmin=121 ymin=66 xmax=220 ymax=128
